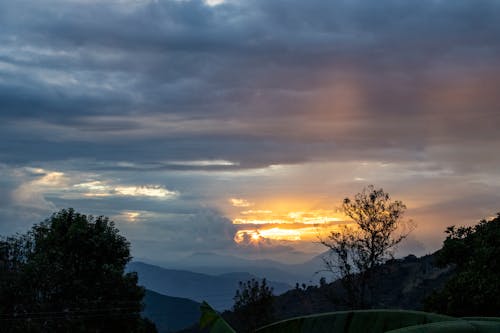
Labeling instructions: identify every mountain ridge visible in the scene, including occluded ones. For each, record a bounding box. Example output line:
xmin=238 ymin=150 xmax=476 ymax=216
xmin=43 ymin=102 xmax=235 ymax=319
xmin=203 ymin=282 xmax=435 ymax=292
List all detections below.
xmin=128 ymin=261 xmax=292 ymax=310
xmin=134 ymin=251 xmax=327 ymax=285
xmin=143 ymin=289 xmax=200 ymax=333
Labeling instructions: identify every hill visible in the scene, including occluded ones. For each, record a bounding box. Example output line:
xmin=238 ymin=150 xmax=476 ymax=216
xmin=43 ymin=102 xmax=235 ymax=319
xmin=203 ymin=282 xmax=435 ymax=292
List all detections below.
xmin=172 ymin=252 xmax=456 ymax=332
xmin=143 ymin=290 xmax=200 ymax=333
xmin=129 ymin=261 xmax=291 ymax=310
xmin=272 ymin=253 xmax=454 ymax=320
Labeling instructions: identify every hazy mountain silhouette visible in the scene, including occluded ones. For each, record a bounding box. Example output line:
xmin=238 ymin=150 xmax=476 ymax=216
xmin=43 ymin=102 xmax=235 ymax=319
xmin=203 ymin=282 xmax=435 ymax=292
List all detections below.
xmin=143 ymin=289 xmax=200 ymax=333
xmin=136 ymin=252 xmax=326 ymax=285
xmin=129 ymin=261 xmax=291 ymax=310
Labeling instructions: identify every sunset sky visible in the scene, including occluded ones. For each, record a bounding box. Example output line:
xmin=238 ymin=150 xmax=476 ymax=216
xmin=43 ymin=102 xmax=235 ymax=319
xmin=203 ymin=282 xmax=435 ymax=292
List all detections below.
xmin=1 ymin=0 xmax=500 ymax=263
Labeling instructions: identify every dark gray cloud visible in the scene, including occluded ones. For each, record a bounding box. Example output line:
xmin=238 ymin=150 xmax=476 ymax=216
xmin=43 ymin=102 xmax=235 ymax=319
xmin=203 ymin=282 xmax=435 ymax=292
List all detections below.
xmin=1 ymin=0 xmax=500 ymax=260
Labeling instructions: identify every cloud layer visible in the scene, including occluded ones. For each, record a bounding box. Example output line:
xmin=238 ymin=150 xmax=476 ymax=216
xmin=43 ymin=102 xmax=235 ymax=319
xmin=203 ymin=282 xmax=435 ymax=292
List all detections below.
xmin=1 ymin=0 xmax=500 ymax=260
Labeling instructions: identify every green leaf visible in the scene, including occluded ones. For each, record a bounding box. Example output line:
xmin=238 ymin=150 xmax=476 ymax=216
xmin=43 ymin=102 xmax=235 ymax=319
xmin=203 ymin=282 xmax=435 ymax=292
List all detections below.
xmin=386 ymin=319 xmax=500 ymax=333
xmin=200 ymin=301 xmax=236 ymax=333
xmin=256 ymin=310 xmax=456 ymax=333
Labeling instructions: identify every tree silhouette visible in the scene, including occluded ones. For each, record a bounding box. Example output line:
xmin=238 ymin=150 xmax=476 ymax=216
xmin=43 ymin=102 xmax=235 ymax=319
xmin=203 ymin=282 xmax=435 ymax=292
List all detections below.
xmin=425 ymin=214 xmax=500 ymax=316
xmin=321 ymin=185 xmax=414 ymax=308
xmin=0 ymin=208 xmax=156 ymax=332
xmin=231 ymin=278 xmax=274 ymax=333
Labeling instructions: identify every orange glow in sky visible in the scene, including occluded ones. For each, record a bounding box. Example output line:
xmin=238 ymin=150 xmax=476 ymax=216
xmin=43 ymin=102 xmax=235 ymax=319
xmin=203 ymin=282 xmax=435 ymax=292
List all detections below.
xmin=233 ymin=209 xmax=342 ymax=225
xmin=229 ymin=200 xmax=347 ymax=245
xmin=233 ymin=224 xmax=347 ymax=245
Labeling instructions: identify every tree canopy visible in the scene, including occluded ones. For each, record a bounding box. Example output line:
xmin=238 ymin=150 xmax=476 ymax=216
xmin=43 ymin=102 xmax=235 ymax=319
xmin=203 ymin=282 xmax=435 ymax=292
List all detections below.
xmin=424 ymin=214 xmax=500 ymax=316
xmin=230 ymin=278 xmax=274 ymax=333
xmin=0 ymin=208 xmax=156 ymax=332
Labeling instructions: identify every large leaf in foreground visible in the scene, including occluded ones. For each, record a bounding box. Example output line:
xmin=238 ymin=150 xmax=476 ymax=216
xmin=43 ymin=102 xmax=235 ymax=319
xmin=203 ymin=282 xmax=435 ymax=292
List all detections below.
xmin=200 ymin=301 xmax=236 ymax=333
xmin=256 ymin=310 xmax=455 ymax=333
xmin=386 ymin=319 xmax=500 ymax=333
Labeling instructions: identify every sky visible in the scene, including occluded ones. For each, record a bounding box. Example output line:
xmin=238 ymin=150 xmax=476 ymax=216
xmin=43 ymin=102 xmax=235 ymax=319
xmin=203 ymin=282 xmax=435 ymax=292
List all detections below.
xmin=1 ymin=0 xmax=500 ymax=264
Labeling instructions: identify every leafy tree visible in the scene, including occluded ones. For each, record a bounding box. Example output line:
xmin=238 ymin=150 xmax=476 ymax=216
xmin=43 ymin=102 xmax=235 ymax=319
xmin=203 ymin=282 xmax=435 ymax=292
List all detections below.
xmin=0 ymin=208 xmax=156 ymax=333
xmin=321 ymin=185 xmax=414 ymax=308
xmin=231 ymin=278 xmax=274 ymax=333
xmin=424 ymin=214 xmax=500 ymax=316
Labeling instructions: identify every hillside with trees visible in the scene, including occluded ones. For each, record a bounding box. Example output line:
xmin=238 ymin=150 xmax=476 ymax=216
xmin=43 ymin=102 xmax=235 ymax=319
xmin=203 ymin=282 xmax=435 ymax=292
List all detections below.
xmin=424 ymin=214 xmax=500 ymax=316
xmin=270 ymin=252 xmax=454 ymax=320
xmin=217 ymin=217 xmax=499 ymax=332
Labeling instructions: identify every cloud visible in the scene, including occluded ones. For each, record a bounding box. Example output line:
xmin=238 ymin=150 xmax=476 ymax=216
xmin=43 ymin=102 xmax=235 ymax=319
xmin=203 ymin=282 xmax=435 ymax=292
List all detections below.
xmin=0 ymin=0 xmax=499 ymax=172
xmin=229 ymin=198 xmax=253 ymax=207
xmin=0 ymin=165 xmax=181 ymax=228
xmin=204 ymin=0 xmax=226 ymax=6
xmin=10 ymin=168 xmax=69 ymax=210
xmin=1 ymin=0 xmax=500 ymax=260
xmin=120 ymin=208 xmax=239 ymax=258
xmin=73 ymin=182 xmax=179 ymax=199
xmin=114 ymin=185 xmax=177 ymax=198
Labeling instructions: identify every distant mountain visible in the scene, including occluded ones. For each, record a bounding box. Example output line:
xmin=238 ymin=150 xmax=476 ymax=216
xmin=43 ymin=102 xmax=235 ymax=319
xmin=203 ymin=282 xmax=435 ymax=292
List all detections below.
xmin=143 ymin=289 xmax=200 ymax=333
xmin=139 ymin=252 xmax=328 ymax=285
xmin=286 ymin=253 xmax=331 ymax=283
xmin=129 ymin=261 xmax=291 ymax=310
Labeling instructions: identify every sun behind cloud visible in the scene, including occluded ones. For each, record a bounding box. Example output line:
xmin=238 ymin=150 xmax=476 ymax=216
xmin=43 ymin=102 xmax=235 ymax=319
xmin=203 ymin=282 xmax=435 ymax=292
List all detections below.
xmin=229 ymin=199 xmax=347 ymax=245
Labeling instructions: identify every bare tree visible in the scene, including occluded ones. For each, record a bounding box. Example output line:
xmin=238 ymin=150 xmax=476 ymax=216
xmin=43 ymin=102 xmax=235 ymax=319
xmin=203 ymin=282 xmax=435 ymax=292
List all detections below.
xmin=232 ymin=278 xmax=274 ymax=333
xmin=321 ymin=185 xmax=414 ymax=308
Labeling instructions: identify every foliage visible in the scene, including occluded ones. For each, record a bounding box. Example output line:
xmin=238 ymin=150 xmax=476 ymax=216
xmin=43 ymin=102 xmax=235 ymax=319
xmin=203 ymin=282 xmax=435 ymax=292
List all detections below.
xmin=424 ymin=214 xmax=500 ymax=316
xmin=0 ymin=208 xmax=156 ymax=332
xmin=255 ymin=309 xmax=459 ymax=333
xmin=200 ymin=301 xmax=236 ymax=333
xmin=385 ymin=320 xmax=500 ymax=333
xmin=231 ymin=278 xmax=274 ymax=333
xmin=321 ymin=185 xmax=414 ymax=308
xmin=200 ymin=306 xmax=500 ymax=333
